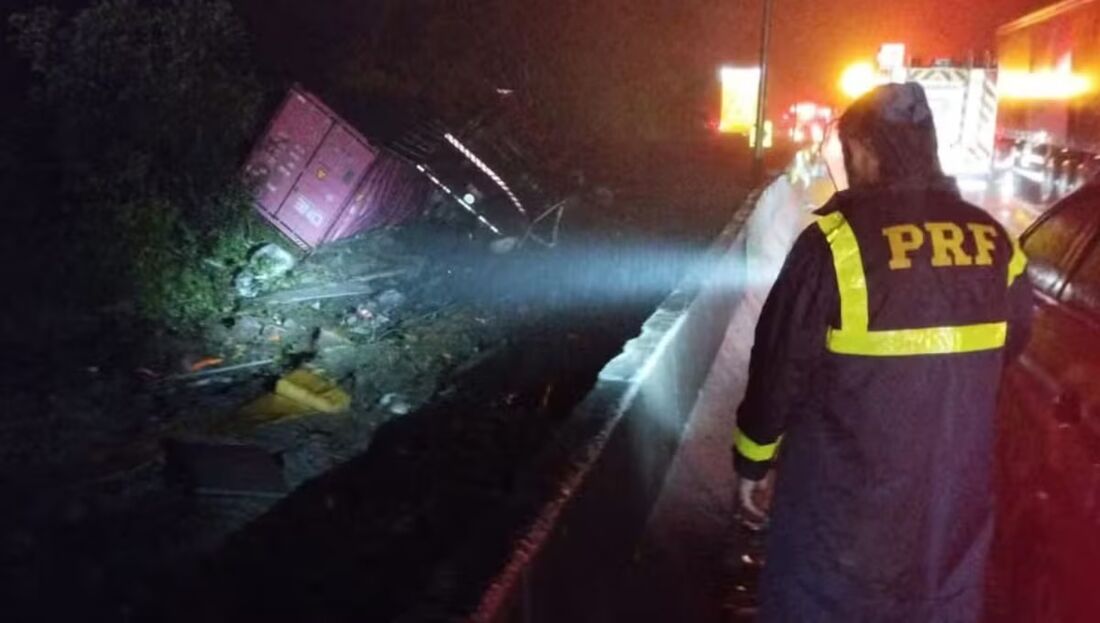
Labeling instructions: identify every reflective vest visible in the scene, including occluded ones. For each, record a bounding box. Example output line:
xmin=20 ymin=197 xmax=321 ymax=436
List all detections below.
xmin=732 ymin=210 xmax=1028 ymax=463
xmin=814 ymin=211 xmax=1027 ymax=357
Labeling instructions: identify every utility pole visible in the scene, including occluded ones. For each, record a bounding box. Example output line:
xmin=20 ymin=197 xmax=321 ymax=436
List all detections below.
xmin=752 ymin=0 xmax=774 ymax=183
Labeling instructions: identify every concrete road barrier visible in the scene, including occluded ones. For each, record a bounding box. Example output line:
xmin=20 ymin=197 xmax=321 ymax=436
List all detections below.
xmin=409 ymin=164 xmax=823 ymax=623
xmin=448 ymin=191 xmax=759 ymax=623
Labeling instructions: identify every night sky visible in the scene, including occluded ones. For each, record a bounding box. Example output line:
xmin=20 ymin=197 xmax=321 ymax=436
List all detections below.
xmin=0 ymin=0 xmax=1060 ymax=125
xmin=715 ymin=0 xmax=1052 ymax=109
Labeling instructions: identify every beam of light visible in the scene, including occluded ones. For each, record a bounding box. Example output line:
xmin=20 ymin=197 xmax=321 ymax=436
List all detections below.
xmin=418 ymin=230 xmax=793 ymax=321
xmin=839 ymin=61 xmax=880 ymax=100
xmin=718 ymin=66 xmax=761 ymax=134
xmin=997 ymin=69 xmax=1093 ymax=101
xmin=444 ymin=133 xmax=527 ymax=217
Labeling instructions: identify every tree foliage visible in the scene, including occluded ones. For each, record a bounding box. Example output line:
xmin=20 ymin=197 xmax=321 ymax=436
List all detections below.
xmin=10 ymin=0 xmax=262 ymax=201
xmin=7 ymin=0 xmax=269 ymax=333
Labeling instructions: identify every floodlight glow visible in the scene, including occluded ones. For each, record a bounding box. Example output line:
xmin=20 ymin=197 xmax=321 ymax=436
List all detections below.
xmin=719 ymin=66 xmax=761 ymax=134
xmin=839 ymin=62 xmax=879 ymax=99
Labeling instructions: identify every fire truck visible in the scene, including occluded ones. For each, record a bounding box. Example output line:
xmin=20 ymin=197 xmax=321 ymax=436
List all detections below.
xmin=996 ymin=0 xmax=1100 ymax=203
xmin=863 ymin=44 xmax=1000 ymax=193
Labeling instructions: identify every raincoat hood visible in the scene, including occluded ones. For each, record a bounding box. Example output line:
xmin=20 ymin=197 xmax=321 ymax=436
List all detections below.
xmin=839 ymin=82 xmax=946 ymax=187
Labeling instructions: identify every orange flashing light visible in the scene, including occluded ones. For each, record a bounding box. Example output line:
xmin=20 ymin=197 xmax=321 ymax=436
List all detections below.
xmin=839 ymin=62 xmax=879 ymax=100
xmin=998 ymin=69 xmax=1093 ymax=100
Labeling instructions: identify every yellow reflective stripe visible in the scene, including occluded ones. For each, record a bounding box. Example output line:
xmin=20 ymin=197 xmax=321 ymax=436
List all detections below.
xmin=1008 ymin=238 xmax=1028 ymax=286
xmin=734 ymin=428 xmax=781 ymax=462
xmin=815 ymin=212 xmax=1011 ymax=357
xmin=826 ymin=322 xmax=1007 ymax=356
xmin=816 ymin=213 xmax=868 ymax=331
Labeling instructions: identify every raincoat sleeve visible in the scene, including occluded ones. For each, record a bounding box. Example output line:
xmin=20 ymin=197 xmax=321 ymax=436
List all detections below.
xmin=733 ymin=225 xmax=836 ymax=481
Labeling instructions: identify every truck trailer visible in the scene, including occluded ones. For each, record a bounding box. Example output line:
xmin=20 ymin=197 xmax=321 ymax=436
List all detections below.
xmin=996 ymin=0 xmax=1100 ymax=203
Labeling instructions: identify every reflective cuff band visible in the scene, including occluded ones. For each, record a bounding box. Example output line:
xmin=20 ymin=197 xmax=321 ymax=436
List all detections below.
xmin=734 ymin=428 xmax=781 ymax=462
xmin=826 ymin=322 xmax=1007 ymax=356
xmin=1008 ymin=239 xmax=1028 ymax=286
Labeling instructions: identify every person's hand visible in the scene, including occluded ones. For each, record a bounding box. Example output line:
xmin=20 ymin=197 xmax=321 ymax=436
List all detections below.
xmin=735 ymin=471 xmax=776 ymax=529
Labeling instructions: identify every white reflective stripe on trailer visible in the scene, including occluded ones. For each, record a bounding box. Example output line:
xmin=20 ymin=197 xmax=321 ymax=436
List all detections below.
xmin=906 ymin=67 xmax=997 ymax=177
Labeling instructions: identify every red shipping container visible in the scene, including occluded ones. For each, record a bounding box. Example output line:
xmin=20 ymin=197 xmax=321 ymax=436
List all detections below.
xmin=242 ymin=87 xmax=430 ymax=249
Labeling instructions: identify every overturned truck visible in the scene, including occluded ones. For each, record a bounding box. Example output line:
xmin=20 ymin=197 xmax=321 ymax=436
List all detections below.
xmin=242 ymin=86 xmax=560 ymax=250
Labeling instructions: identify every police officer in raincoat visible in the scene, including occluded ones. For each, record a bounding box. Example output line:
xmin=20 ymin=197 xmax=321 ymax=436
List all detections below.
xmin=731 ymin=83 xmax=1033 ymax=621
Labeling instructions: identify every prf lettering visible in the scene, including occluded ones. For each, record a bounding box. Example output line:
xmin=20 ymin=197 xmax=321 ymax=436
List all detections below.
xmin=882 ymin=222 xmax=998 ymax=270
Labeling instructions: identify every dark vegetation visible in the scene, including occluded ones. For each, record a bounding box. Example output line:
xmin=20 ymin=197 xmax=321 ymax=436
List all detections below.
xmin=5 ymin=0 xmax=266 ymax=336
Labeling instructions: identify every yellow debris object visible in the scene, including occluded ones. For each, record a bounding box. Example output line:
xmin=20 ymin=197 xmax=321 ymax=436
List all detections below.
xmin=235 ymin=369 xmax=350 ymax=426
xmin=236 ymin=393 xmax=319 ymax=424
xmin=274 ymin=369 xmax=351 ymax=414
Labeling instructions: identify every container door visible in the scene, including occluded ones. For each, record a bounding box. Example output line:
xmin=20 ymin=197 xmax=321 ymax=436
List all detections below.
xmin=276 ymin=124 xmax=377 ymax=247
xmin=243 ymin=91 xmax=333 ymax=217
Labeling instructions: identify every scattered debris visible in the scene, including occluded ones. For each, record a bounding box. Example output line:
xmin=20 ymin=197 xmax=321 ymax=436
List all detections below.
xmin=234 ymin=243 xmax=298 ymax=298
xmin=135 ymin=367 xmax=161 ymax=380
xmin=373 ymin=289 xmax=407 ymax=312
xmin=521 ymin=199 xmax=567 ymax=248
xmin=275 ymin=369 xmax=351 ymax=414
xmin=311 ymin=328 xmax=353 ymax=351
xmin=490 ymin=236 xmax=520 ymax=254
xmin=188 ymin=357 xmax=225 ymax=373
xmin=379 ymin=392 xmax=413 ymax=416
xmin=229 ymin=316 xmax=264 ymax=341
xmin=261 ymin=325 xmax=287 ymax=342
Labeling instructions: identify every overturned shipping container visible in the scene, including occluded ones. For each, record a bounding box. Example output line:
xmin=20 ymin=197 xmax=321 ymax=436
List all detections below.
xmin=242 ymin=87 xmax=432 ymax=249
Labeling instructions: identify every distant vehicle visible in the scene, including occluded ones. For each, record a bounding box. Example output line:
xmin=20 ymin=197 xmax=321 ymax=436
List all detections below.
xmin=996 ymin=0 xmax=1100 ymax=204
xmin=987 ymin=181 xmax=1100 ymax=622
xmin=780 ymin=101 xmax=833 ymax=146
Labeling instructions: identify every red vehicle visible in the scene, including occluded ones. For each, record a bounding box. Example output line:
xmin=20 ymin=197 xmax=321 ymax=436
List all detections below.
xmin=988 ymin=182 xmax=1100 ymax=622
xmin=996 ymin=0 xmax=1100 ymax=204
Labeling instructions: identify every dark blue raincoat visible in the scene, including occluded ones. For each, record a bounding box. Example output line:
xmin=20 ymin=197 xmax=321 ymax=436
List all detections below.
xmin=733 ymin=84 xmax=1034 ymax=622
